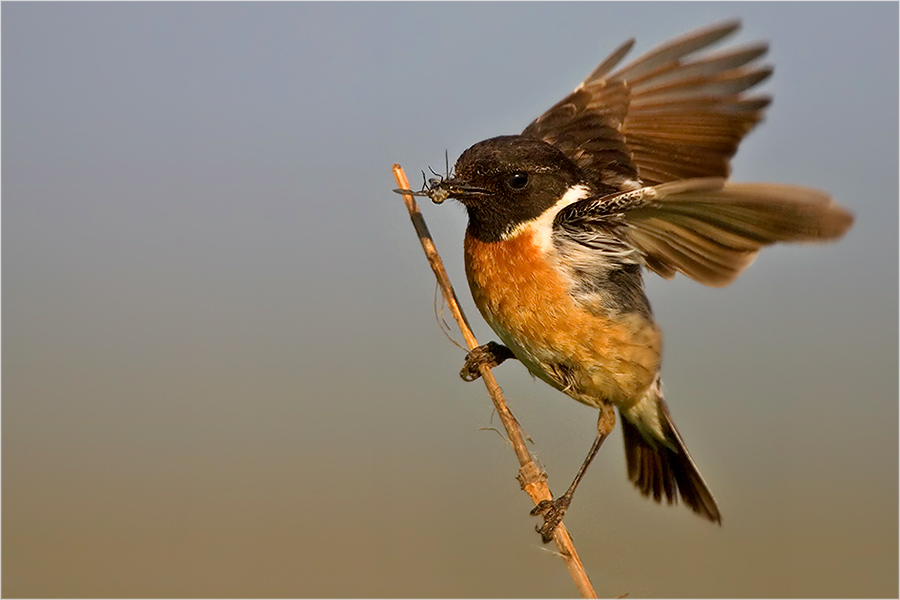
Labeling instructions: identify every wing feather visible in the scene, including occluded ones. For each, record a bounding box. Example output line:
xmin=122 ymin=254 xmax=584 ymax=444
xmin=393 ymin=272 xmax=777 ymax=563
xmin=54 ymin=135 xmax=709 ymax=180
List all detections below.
xmin=554 ymin=179 xmax=854 ymax=287
xmin=627 ymin=44 xmax=768 ymax=88
xmin=609 ymin=20 xmax=742 ymax=83
xmin=523 ymin=20 xmax=772 ymax=188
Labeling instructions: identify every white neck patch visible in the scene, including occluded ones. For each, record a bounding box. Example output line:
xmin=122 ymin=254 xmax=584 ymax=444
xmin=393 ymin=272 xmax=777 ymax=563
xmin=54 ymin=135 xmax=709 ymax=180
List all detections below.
xmin=503 ymin=184 xmax=590 ymax=254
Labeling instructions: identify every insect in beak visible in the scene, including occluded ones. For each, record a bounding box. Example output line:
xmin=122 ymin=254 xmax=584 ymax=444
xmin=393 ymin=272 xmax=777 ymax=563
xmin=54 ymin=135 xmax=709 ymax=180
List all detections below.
xmin=393 ymin=177 xmax=489 ymax=205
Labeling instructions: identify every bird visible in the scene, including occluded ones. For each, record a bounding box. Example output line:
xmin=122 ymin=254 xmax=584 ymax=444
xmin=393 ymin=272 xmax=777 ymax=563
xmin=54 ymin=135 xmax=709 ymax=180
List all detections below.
xmin=396 ymin=20 xmax=853 ymax=542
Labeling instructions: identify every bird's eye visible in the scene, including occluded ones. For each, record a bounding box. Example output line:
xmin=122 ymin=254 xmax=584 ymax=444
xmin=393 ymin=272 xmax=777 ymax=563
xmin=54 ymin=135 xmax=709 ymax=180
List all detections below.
xmin=506 ymin=172 xmax=529 ymax=190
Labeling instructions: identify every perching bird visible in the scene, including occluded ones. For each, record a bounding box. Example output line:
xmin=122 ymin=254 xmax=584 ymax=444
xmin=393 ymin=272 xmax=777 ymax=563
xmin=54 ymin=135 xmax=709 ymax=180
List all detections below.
xmin=397 ymin=20 xmax=853 ymax=542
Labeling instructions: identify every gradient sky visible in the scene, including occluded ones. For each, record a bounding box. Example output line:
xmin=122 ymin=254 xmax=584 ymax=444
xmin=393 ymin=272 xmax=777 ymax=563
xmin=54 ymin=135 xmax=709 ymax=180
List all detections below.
xmin=4 ymin=2 xmax=897 ymax=598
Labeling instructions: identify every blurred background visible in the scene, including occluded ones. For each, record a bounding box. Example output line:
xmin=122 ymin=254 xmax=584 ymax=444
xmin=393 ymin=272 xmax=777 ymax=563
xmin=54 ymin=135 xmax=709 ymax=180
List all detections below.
xmin=3 ymin=2 xmax=897 ymax=598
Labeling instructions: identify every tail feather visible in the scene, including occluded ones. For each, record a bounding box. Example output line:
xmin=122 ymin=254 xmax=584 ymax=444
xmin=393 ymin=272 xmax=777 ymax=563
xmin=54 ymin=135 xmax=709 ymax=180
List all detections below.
xmin=621 ymin=399 xmax=721 ymax=523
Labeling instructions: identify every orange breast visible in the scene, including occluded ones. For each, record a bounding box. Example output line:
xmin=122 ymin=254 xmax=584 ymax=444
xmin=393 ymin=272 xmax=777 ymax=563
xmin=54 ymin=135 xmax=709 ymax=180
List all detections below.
xmin=463 ymin=229 xmax=661 ymax=407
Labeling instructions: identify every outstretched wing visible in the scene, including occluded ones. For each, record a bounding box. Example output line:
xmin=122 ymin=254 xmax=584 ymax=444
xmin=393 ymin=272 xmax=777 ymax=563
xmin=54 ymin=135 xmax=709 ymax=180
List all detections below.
xmin=554 ymin=179 xmax=854 ymax=287
xmin=523 ymin=21 xmax=771 ymax=190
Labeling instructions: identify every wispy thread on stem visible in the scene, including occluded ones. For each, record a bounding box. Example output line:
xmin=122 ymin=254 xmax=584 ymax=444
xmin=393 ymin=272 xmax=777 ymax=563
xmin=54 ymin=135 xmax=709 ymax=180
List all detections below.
xmin=434 ymin=282 xmax=465 ymax=351
xmin=392 ymin=163 xmax=599 ymax=599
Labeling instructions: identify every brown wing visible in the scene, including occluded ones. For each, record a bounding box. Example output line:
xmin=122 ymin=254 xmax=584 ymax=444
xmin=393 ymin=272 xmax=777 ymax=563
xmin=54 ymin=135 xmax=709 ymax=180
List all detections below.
xmin=522 ymin=20 xmax=772 ymax=189
xmin=555 ymin=178 xmax=854 ymax=287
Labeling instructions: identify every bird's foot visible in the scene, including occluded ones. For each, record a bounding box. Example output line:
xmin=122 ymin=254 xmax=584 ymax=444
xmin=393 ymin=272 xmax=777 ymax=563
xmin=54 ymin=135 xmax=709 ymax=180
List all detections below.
xmin=530 ymin=494 xmax=572 ymax=543
xmin=459 ymin=341 xmax=515 ymax=381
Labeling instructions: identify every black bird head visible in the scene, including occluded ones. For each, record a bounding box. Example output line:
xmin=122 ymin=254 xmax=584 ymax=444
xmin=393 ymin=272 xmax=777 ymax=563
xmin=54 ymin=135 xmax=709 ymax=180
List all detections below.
xmin=427 ymin=136 xmax=590 ymax=242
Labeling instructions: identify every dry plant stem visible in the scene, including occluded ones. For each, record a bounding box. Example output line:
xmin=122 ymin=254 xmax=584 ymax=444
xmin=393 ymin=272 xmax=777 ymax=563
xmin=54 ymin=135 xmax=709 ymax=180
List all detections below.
xmin=392 ymin=164 xmax=598 ymax=599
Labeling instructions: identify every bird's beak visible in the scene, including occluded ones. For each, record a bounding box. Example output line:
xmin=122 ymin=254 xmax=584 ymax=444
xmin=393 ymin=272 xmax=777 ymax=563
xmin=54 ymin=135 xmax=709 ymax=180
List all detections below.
xmin=425 ymin=178 xmax=490 ymax=205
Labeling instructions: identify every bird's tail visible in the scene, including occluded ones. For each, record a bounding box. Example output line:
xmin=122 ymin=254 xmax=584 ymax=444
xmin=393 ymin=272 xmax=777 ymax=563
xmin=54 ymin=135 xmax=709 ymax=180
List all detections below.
xmin=621 ymin=394 xmax=721 ymax=523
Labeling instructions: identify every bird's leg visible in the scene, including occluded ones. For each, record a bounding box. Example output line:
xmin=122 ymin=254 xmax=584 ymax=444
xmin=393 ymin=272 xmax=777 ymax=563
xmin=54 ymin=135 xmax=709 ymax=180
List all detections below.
xmin=459 ymin=341 xmax=516 ymax=381
xmin=531 ymin=401 xmax=616 ymax=543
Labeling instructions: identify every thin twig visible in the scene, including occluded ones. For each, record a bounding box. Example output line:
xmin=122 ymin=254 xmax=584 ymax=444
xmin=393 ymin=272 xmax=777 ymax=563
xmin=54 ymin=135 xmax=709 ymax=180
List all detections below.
xmin=392 ymin=164 xmax=597 ymax=599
